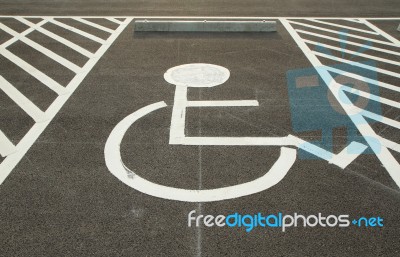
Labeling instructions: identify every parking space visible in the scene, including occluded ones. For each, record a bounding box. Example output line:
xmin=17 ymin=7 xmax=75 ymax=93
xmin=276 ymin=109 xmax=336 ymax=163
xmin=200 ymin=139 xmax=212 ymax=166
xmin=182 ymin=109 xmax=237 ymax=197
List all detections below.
xmin=0 ymin=10 xmax=399 ymax=257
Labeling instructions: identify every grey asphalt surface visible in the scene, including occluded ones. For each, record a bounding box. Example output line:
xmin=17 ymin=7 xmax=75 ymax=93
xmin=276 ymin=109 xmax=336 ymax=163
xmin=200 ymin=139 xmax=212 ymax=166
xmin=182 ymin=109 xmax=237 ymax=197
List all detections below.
xmin=0 ymin=0 xmax=400 ymax=17
xmin=0 ymin=1 xmax=400 ymax=257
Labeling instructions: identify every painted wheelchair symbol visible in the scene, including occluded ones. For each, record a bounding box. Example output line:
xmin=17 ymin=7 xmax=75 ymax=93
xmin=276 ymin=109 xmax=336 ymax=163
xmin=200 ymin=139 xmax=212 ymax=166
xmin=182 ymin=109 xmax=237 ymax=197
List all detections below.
xmin=104 ymin=63 xmax=367 ymax=202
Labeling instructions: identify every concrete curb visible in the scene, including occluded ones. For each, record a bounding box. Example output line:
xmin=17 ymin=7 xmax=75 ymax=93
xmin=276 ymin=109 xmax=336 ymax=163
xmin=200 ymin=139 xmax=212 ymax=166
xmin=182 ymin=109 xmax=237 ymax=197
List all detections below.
xmin=134 ymin=20 xmax=277 ymax=32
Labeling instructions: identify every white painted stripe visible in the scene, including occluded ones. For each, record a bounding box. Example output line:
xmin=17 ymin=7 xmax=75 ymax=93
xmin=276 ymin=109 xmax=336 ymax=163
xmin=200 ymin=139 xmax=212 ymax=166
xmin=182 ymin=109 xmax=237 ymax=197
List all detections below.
xmin=287 ymin=20 xmax=398 ymax=47
xmin=344 ymin=18 xmax=364 ymax=24
xmin=323 ymin=66 xmax=400 ymax=93
xmin=313 ymin=51 xmax=400 ymax=78
xmin=106 ymin=17 xmax=123 ymax=24
xmin=73 ymin=18 xmax=114 ymax=33
xmin=308 ymin=19 xmax=380 ymax=35
xmin=304 ymin=39 xmax=400 ymax=66
xmin=48 ymin=18 xmax=106 ymax=44
xmin=361 ymin=19 xmax=400 ymax=46
xmin=287 ymin=135 xmax=368 ymax=168
xmin=1 ymin=19 xmax=48 ymax=48
xmin=281 ymin=18 xmax=400 ymax=188
xmin=0 ymin=18 xmax=133 ymax=185
xmin=0 ymin=130 xmax=16 ymax=157
xmin=16 ymin=17 xmax=95 ymax=58
xmin=378 ymin=137 xmax=400 ymax=153
xmin=359 ymin=109 xmax=400 ymax=129
xmin=0 ymin=76 xmax=46 ymax=122
xmin=340 ymin=85 xmax=400 ymax=109
xmin=187 ymin=100 xmax=259 ymax=107
xmin=0 ymin=23 xmax=82 ymax=74
xmin=296 ymin=29 xmax=400 ymax=56
xmin=328 ymin=142 xmax=368 ymax=168
xmin=0 ymin=48 xmax=68 ymax=95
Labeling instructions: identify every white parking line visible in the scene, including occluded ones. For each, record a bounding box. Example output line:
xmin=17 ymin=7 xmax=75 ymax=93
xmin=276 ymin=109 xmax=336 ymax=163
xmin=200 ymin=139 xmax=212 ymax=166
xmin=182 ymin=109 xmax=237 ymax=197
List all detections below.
xmin=0 ymin=48 xmax=68 ymax=95
xmin=296 ymin=29 xmax=400 ymax=56
xmin=0 ymin=23 xmax=82 ymax=74
xmin=73 ymin=18 xmax=115 ymax=33
xmin=0 ymin=76 xmax=47 ymax=122
xmin=361 ymin=19 xmax=400 ymax=45
xmin=323 ymin=66 xmax=400 ymax=93
xmin=106 ymin=17 xmax=123 ymax=24
xmin=16 ymin=17 xmax=95 ymax=58
xmin=313 ymin=51 xmax=400 ymax=78
xmin=48 ymin=18 xmax=106 ymax=44
xmin=288 ymin=20 xmax=398 ymax=47
xmin=0 ymin=130 xmax=16 ymax=157
xmin=304 ymin=39 xmax=400 ymax=66
xmin=308 ymin=19 xmax=380 ymax=35
xmin=0 ymin=17 xmax=133 ymax=184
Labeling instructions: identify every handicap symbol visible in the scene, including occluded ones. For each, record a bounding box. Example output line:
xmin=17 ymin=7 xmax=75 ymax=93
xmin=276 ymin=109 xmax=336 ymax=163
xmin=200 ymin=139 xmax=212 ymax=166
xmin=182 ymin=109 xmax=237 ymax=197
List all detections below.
xmin=104 ymin=63 xmax=367 ymax=202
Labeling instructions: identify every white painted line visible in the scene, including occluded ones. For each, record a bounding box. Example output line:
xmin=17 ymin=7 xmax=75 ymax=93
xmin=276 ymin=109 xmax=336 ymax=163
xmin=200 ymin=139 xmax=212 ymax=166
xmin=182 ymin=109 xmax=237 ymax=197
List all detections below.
xmin=0 ymin=18 xmax=133 ymax=185
xmin=0 ymin=48 xmax=68 ymax=95
xmin=323 ymin=66 xmax=400 ymax=93
xmin=296 ymin=29 xmax=400 ymax=56
xmin=187 ymin=100 xmax=259 ymax=107
xmin=308 ymin=19 xmax=380 ymax=35
xmin=378 ymin=136 xmax=400 ymax=153
xmin=1 ymin=19 xmax=48 ymax=48
xmin=288 ymin=20 xmax=398 ymax=47
xmin=281 ymin=18 xmax=400 ymax=187
xmin=105 ymin=101 xmax=297 ymax=202
xmin=359 ymin=109 xmax=400 ymax=129
xmin=361 ymin=19 xmax=400 ymax=46
xmin=48 ymin=18 xmax=106 ymax=44
xmin=0 ymin=23 xmax=82 ymax=75
xmin=313 ymin=51 xmax=400 ymax=78
xmin=0 ymin=130 xmax=16 ymax=157
xmin=16 ymin=17 xmax=95 ymax=58
xmin=73 ymin=18 xmax=114 ymax=34
xmin=344 ymin=18 xmax=364 ymax=24
xmin=290 ymin=135 xmax=368 ymax=168
xmin=328 ymin=142 xmax=369 ymax=168
xmin=106 ymin=17 xmax=123 ymax=24
xmin=304 ymin=39 xmax=400 ymax=66
xmin=0 ymin=76 xmax=47 ymax=122
xmin=340 ymin=85 xmax=400 ymax=109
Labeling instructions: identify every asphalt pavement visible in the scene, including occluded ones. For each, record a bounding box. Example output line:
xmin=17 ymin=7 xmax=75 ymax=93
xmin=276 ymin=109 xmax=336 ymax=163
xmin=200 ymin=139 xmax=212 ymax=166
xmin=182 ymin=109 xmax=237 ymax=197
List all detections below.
xmin=0 ymin=1 xmax=399 ymax=256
